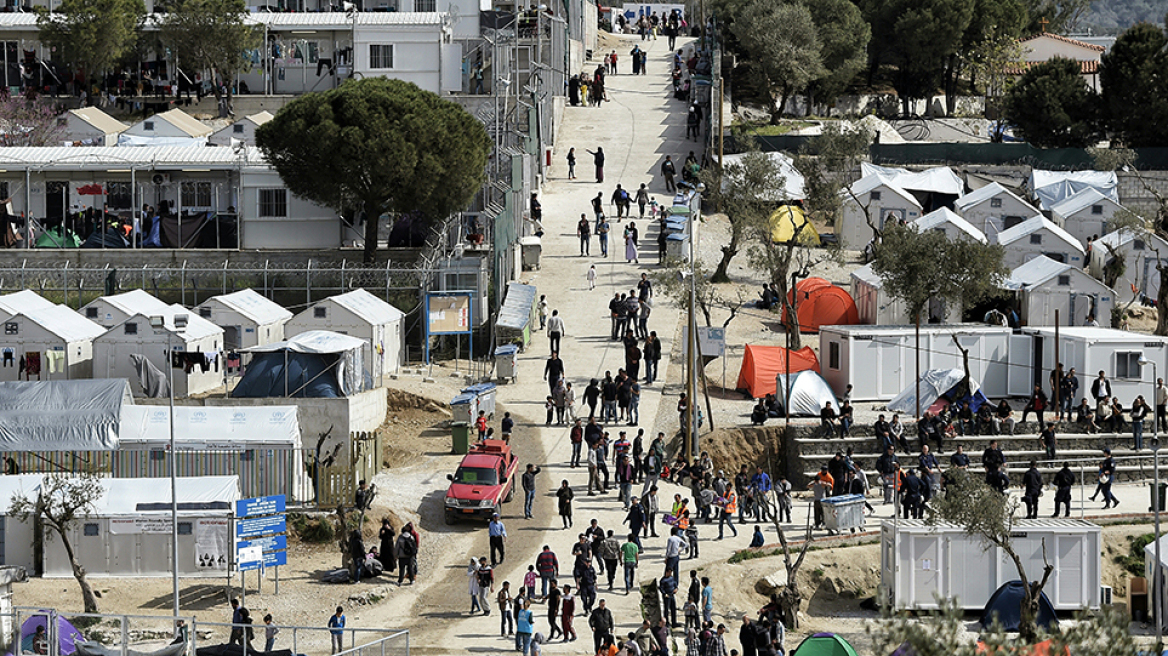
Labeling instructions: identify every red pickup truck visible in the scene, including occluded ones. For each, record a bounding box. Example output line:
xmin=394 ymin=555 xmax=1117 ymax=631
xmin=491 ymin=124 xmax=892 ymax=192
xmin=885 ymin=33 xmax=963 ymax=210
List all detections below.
xmin=444 ymin=440 xmax=520 ymax=524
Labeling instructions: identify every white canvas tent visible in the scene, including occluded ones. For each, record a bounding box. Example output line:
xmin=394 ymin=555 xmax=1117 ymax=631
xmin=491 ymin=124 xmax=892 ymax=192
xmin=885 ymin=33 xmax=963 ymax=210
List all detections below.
xmin=861 ymin=163 xmax=965 ymax=197
xmin=775 ymin=370 xmax=837 ymax=416
xmin=1029 ymin=170 xmax=1118 ymax=210
xmin=285 ymin=289 xmax=405 ymax=379
xmin=44 ymin=476 xmax=239 ymax=578
xmin=0 ymin=475 xmax=42 ymax=570
xmin=80 ymin=290 xmax=171 ymax=329
xmin=911 ymin=207 xmax=987 ymax=244
xmin=887 ymin=368 xmax=982 ymax=414
xmin=92 ymin=306 xmax=224 ymax=398
xmin=0 ymin=379 xmax=131 ymax=451
xmin=0 ymin=290 xmax=56 ymax=315
xmin=0 ymin=305 xmax=106 ymax=382
xmin=117 ymin=406 xmax=305 ymax=499
xmin=195 ymin=289 xmax=292 ymax=350
xmin=1088 ymin=229 xmax=1168 ymax=304
xmin=719 ymin=151 xmax=805 ymax=200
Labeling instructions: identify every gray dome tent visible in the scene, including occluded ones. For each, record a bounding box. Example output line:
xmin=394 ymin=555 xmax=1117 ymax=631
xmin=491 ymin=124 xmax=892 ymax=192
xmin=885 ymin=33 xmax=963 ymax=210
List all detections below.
xmin=775 ymin=370 xmax=838 ymax=417
xmin=980 ymin=580 xmax=1058 ymax=632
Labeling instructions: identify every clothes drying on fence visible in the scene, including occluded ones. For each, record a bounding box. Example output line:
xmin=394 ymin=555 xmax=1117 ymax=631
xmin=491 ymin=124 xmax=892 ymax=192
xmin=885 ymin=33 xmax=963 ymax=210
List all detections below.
xmin=171 ymin=351 xmax=216 ymax=373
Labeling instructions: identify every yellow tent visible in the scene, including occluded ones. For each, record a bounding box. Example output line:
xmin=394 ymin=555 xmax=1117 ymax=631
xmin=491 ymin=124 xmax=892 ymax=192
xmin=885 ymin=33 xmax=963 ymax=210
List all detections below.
xmin=769 ymin=205 xmax=819 ymax=244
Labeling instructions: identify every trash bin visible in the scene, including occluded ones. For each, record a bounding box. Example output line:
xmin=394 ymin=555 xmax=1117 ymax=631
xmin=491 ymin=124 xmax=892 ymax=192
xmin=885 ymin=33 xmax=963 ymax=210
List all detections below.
xmin=451 ymin=392 xmax=477 ymax=426
xmin=462 ymin=382 xmax=497 ymax=420
xmin=666 ymin=232 xmax=690 ymax=260
xmin=494 ymin=344 xmax=519 ymax=383
xmin=451 ymin=421 xmax=471 ymax=455
xmin=821 ymin=494 xmax=866 ymax=535
xmin=1152 ymin=482 xmax=1167 ymax=512
xmin=520 ymin=236 xmax=542 ymax=270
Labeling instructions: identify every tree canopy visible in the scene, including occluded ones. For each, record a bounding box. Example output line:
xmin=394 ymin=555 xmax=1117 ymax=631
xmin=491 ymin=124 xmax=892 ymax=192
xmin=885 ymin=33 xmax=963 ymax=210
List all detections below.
xmin=1003 ymin=57 xmax=1099 ymax=147
xmin=159 ymin=0 xmax=261 ymax=102
xmin=37 ymin=0 xmax=145 ymax=98
xmin=731 ymin=2 xmax=823 ymax=116
xmin=1100 ymin=22 xmax=1168 ymax=147
xmin=256 ymin=78 xmax=492 ymax=263
xmin=872 ymin=222 xmax=1007 ymax=321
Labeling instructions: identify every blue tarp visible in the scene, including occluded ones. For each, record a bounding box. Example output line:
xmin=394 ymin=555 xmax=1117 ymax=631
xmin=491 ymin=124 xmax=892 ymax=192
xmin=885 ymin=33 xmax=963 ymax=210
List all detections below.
xmin=231 ymin=352 xmax=342 ymax=398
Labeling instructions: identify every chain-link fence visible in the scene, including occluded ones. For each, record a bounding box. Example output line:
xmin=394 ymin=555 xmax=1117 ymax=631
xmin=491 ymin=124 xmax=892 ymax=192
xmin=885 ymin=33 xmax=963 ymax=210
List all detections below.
xmin=9 ymin=608 xmax=408 ymax=656
xmin=0 ymin=261 xmax=432 ymax=317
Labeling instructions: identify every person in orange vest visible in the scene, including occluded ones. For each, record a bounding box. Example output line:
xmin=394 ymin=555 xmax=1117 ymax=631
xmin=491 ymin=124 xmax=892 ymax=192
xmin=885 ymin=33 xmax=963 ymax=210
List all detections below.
xmin=716 ymin=488 xmax=738 ymax=539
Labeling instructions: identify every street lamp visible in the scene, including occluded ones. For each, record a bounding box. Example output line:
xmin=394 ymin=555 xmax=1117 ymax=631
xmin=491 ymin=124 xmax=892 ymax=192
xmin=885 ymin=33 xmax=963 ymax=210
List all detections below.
xmin=1140 ymin=354 xmax=1161 ymax=643
xmin=152 ymin=312 xmax=187 ymax=620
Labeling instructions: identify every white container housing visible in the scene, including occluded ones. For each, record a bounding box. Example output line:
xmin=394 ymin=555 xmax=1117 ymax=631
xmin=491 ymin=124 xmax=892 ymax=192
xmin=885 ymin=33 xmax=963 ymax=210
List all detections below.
xmin=819 ymin=324 xmax=1013 ymax=401
xmin=0 ymin=305 xmax=105 ymax=381
xmin=80 ymin=289 xmax=172 ymax=329
xmin=880 ymin=519 xmax=1102 ymax=611
xmin=1020 ymin=326 xmax=1168 ymax=404
xmin=910 ymin=207 xmax=986 ymax=244
xmin=994 ymin=216 xmax=1085 ymax=270
xmin=195 ymin=288 xmax=292 ymax=350
xmin=286 ymin=289 xmax=405 ymax=379
xmin=0 ymin=475 xmax=43 ymax=571
xmin=851 ymin=264 xmax=962 ymax=326
xmin=43 ymin=476 xmax=238 ymax=578
xmin=1049 ymin=188 xmax=1124 ymax=246
xmin=952 ymin=182 xmax=1040 ymax=242
xmin=1088 ymin=229 xmax=1168 ymax=305
xmin=1002 ymin=256 xmax=1115 ymax=328
xmin=92 ymin=305 xmax=224 ymax=397
xmin=838 ymin=174 xmax=922 ymax=251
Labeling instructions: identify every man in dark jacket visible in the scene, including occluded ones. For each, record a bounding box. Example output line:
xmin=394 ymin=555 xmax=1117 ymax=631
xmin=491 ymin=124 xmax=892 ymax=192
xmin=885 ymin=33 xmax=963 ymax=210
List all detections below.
xmin=987 ymin=464 xmax=1010 ymax=494
xmin=1053 ymin=463 xmax=1075 ymax=517
xmin=873 ymin=414 xmax=892 ymax=450
xmin=589 ymin=599 xmax=615 ymax=654
xmin=643 ymin=332 xmax=662 ymax=385
xmin=1022 ymin=460 xmax=1044 ymax=519
xmin=875 ymin=447 xmax=899 ymax=505
xmin=901 ymin=469 xmax=923 ymax=519
xmin=739 ymin=615 xmax=757 ymax=656
xmin=659 ymin=572 xmax=678 ymax=627
xmin=982 ymin=440 xmax=1005 ymax=473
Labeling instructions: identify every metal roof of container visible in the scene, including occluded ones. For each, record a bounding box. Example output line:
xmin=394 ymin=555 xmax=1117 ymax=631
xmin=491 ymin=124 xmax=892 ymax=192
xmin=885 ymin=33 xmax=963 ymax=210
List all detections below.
xmin=911 ymin=207 xmax=987 ymax=244
xmin=497 ymin=282 xmax=536 ymax=330
xmin=1050 ymin=187 xmax=1121 ymax=217
xmin=199 ymin=289 xmax=293 ymax=326
xmin=85 ymin=289 xmax=172 ymax=317
xmin=323 ymin=289 xmax=405 ymax=325
xmin=69 ymin=107 xmax=130 ymax=136
xmin=953 ymin=182 xmax=1036 ymax=213
xmin=0 ymin=145 xmax=268 ymax=170
xmin=248 ymin=11 xmax=447 ymax=28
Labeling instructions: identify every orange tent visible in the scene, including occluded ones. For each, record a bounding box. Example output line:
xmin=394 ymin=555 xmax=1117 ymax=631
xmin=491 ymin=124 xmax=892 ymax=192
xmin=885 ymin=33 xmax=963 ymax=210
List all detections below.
xmin=736 ymin=344 xmax=820 ymax=398
xmin=784 ymin=277 xmax=860 ymax=333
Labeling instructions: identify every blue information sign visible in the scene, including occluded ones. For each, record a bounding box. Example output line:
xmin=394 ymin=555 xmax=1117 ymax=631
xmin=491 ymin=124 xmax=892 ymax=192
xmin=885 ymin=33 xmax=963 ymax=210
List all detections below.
xmin=239 ymin=550 xmax=287 ymax=571
xmin=236 ymin=495 xmax=286 ymax=518
xmin=236 ymin=535 xmax=288 ymax=553
xmin=236 ymin=515 xmax=286 ymax=539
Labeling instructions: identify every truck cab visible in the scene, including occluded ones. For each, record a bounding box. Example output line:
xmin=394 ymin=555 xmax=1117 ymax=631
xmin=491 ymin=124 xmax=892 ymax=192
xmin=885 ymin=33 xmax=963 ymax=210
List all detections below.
xmin=444 ymin=439 xmax=519 ymax=523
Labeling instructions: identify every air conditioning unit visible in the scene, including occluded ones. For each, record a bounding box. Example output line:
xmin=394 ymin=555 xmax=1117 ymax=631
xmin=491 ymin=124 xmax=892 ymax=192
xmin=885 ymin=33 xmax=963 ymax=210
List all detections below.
xmin=1101 ymin=585 xmax=1113 ymax=605
xmin=151 ymin=173 xmax=171 ymax=185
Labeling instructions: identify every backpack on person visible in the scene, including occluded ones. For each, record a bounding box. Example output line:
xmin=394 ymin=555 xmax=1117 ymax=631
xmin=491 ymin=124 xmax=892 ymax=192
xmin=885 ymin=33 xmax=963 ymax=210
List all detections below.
xmin=619 ymin=189 xmax=630 ymax=203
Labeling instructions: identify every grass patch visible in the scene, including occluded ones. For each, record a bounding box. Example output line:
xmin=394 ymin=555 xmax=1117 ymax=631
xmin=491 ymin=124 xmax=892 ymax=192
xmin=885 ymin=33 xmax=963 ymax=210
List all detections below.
xmin=289 ymin=512 xmax=336 ymax=544
xmin=1114 ymin=532 xmax=1156 ymax=577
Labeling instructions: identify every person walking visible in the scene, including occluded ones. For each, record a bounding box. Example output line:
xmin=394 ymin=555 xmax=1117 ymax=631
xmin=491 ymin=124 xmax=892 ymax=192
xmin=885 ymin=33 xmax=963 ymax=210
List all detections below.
xmin=516 ymin=599 xmax=535 ymax=655
xmin=717 ymin=487 xmax=738 ymax=539
xmin=395 ymin=528 xmax=417 ymax=585
xmin=578 ymin=214 xmax=592 ymax=256
xmin=536 ymin=545 xmax=559 ymax=599
xmin=468 ymin=559 xmax=482 ymax=613
xmin=586 ymin=264 xmax=597 ymax=290
xmin=498 ymin=581 xmax=515 ymax=636
xmin=561 ymin=585 xmax=577 ymax=642
xmin=262 ymin=615 xmax=278 ymax=652
xmin=489 ymin=513 xmax=508 ymax=566
xmin=588 ymin=148 xmax=605 ymax=183
xmin=642 ymin=485 xmax=660 ymax=538
xmin=661 ymin=156 xmax=676 ymax=192
xmin=1158 ymin=377 xmax=1168 ymax=432
xmin=544 ymin=352 xmax=565 ymax=395
xmin=612 ymin=185 xmax=631 ymax=219
xmin=621 ymin=533 xmax=641 ymax=594
xmin=659 ymin=571 xmax=679 ymax=627
xmin=664 ymin=527 xmax=688 ymax=581
xmin=557 ymin=479 xmax=575 ymax=527
xmin=547 ymin=310 xmax=565 ymax=355
xmin=598 ymin=217 xmax=610 ymax=257
xmin=546 ymin=580 xmax=563 ymax=641
xmin=636 ymin=184 xmax=650 ymax=218
xmin=328 ymin=607 xmax=346 ymax=655
xmin=229 ymin=599 xmax=244 ymax=645
xmin=566 ymin=148 xmax=577 ymax=180
xmin=600 ymin=530 xmax=621 ymax=590
xmin=522 ymin=463 xmax=542 ymax=519
xmin=625 ymin=223 xmax=640 ymax=263
xmin=1022 ymin=461 xmax=1043 ymax=519
xmin=1099 ymin=448 xmax=1119 ymax=509
xmin=589 ymin=599 xmax=615 ymax=654
xmin=1053 ymin=463 xmax=1075 ymax=517
xmin=476 ymin=557 xmax=494 ymax=614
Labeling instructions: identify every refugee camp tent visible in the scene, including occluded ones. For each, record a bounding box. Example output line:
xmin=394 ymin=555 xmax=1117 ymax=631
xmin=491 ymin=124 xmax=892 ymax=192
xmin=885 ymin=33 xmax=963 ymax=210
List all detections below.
xmin=785 ymin=278 xmax=860 ymax=332
xmin=232 ymin=330 xmax=367 ymax=398
xmin=35 ymin=227 xmax=81 ymax=248
xmin=285 ymin=289 xmax=405 ymax=378
xmin=117 ymin=405 xmax=304 ymax=499
xmin=768 ymin=205 xmax=819 ymax=244
xmin=736 ymin=345 xmax=820 ymax=398
xmin=80 ymin=289 xmax=171 ymax=329
xmin=980 ymin=580 xmax=1058 ymax=632
xmin=0 ymin=290 xmax=56 ymax=314
xmin=19 ymin=613 xmax=84 ymax=655
xmin=887 ymin=368 xmax=988 ymax=415
xmin=0 ymin=379 xmax=131 ymax=451
xmin=775 ymin=370 xmax=838 ymax=416
xmin=0 ymin=305 xmax=106 ymax=382
xmin=92 ymin=306 xmax=224 ymax=398
xmin=0 ymin=475 xmax=42 ymax=570
xmin=720 ymin=151 xmax=806 ymax=200
xmin=43 ymin=476 xmax=239 ymax=578
xmin=791 ymin=633 xmax=860 ymax=656
xmin=1029 ymin=169 xmax=1118 ymax=210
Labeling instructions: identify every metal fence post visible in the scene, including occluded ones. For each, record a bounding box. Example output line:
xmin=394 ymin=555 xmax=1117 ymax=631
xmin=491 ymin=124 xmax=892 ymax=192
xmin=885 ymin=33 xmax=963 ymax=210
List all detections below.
xmin=306 ymin=260 xmax=312 ymax=308
xmin=223 ymin=261 xmax=229 ymax=295
xmin=264 ymin=260 xmax=269 ymax=297
xmin=181 ymin=261 xmax=188 ymax=306
xmin=20 ymin=259 xmax=26 ymax=289
xmin=62 ymin=261 xmax=69 ymax=308
xmin=142 ymin=264 xmax=147 ymax=291
xmin=120 ymin=613 xmax=129 ymax=656
xmin=341 ymin=259 xmax=346 ymax=294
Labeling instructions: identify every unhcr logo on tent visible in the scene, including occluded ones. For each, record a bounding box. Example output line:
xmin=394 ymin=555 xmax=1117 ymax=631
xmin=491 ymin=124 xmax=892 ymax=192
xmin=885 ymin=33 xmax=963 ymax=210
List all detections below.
xmin=269 ymin=410 xmax=288 ymax=424
xmin=231 ymin=412 xmax=247 ymax=424
xmin=191 ymin=411 xmax=208 ymax=424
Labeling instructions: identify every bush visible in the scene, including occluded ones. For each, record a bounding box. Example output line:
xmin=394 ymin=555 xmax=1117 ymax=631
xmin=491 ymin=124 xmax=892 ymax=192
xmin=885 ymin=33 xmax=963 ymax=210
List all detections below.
xmin=289 ymin=513 xmax=336 ymax=544
xmin=1115 ymin=532 xmax=1156 ymax=577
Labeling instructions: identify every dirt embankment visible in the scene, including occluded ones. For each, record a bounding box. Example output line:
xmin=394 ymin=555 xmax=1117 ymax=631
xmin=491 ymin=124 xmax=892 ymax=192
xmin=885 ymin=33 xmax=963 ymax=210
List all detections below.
xmin=697 ymin=426 xmax=786 ymax=473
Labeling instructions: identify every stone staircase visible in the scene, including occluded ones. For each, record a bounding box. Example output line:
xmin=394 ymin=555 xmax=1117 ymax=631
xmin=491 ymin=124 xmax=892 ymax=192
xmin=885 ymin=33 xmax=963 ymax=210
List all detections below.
xmin=793 ymin=421 xmax=1163 ymax=485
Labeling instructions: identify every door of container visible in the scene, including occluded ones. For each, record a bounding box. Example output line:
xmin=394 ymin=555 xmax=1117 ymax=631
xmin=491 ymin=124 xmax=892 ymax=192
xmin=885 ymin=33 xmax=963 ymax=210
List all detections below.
xmin=879 ymin=338 xmax=902 ymax=398
xmin=1055 ymin=535 xmax=1084 ymax=608
xmin=948 ymin=536 xmax=996 ymax=608
xmin=1008 ymin=335 xmax=1034 ymax=397
xmin=911 ymin=535 xmax=941 ymax=608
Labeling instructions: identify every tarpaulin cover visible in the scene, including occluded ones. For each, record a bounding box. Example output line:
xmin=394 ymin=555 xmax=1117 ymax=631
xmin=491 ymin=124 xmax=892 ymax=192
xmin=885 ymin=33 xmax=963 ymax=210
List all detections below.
xmin=120 ymin=405 xmax=300 ymax=447
xmin=791 ymin=633 xmax=860 ymax=656
xmin=861 ymin=163 xmax=965 ymax=196
xmin=784 ymin=278 xmax=860 ymax=333
xmin=887 ymin=368 xmax=986 ymax=415
xmin=75 ymin=640 xmax=188 ymax=656
xmin=980 ymin=580 xmax=1058 ymax=632
xmin=161 ymin=212 xmax=210 ymax=249
xmin=974 ymin=640 xmax=1068 ymax=656
xmin=497 ymin=282 xmax=537 ymax=331
xmin=82 ymin=227 xmax=127 ymax=249
xmin=1029 ymin=169 xmax=1118 ymax=209
xmin=234 ymin=330 xmax=365 ymax=397
xmin=775 ymin=370 xmax=838 ymax=416
xmin=736 ymin=344 xmax=820 ymax=398
xmin=35 ymin=227 xmax=81 ymax=248
xmin=89 ymin=476 xmax=238 ymax=516
xmin=0 ymin=379 xmax=131 ymax=451
xmin=20 ymin=614 xmax=84 ymax=655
